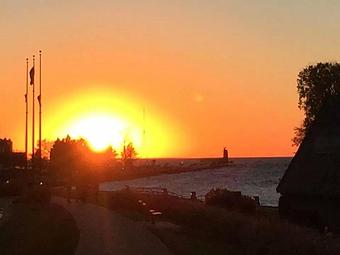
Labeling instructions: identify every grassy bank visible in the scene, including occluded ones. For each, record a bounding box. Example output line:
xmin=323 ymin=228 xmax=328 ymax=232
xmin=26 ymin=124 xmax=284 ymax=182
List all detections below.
xmin=53 ymin=187 xmax=340 ymax=255
xmin=0 ymin=200 xmax=79 ymax=255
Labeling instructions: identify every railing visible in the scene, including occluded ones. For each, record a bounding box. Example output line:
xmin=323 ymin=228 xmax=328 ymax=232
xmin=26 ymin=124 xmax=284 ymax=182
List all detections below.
xmin=126 ymin=186 xmax=261 ymax=206
xmin=127 ymin=186 xmax=205 ymax=201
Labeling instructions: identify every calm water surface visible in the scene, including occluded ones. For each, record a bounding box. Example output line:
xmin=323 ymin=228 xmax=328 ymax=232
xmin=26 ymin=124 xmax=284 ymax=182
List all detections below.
xmin=100 ymin=157 xmax=290 ymax=206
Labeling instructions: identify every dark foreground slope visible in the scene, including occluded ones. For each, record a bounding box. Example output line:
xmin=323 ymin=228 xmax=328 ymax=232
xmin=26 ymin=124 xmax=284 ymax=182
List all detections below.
xmin=0 ymin=201 xmax=79 ymax=255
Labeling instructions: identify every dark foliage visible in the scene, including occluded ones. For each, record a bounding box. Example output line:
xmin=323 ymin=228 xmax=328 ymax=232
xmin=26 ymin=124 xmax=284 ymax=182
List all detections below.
xmin=50 ymin=135 xmax=90 ymax=175
xmin=205 ymin=188 xmax=257 ymax=214
xmin=121 ymin=142 xmax=137 ymax=170
xmin=294 ymin=62 xmax=340 ymax=145
xmin=49 ymin=135 xmax=116 ymax=182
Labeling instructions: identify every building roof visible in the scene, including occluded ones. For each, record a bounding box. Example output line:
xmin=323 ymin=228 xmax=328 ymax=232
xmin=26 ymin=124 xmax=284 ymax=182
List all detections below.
xmin=277 ymin=97 xmax=340 ymax=197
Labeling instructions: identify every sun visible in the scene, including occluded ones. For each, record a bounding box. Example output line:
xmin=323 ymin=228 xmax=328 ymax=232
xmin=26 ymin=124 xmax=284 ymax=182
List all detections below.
xmin=67 ymin=114 xmax=134 ymax=152
xmin=43 ymin=88 xmax=186 ymax=157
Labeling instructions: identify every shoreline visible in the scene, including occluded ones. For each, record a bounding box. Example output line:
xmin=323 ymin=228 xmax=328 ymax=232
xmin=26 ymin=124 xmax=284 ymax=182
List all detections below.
xmin=109 ymin=158 xmax=230 ymax=181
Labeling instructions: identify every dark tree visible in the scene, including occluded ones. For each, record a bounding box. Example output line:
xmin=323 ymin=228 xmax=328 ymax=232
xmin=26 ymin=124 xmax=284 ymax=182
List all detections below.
xmin=121 ymin=142 xmax=137 ymax=170
xmin=293 ymin=62 xmax=340 ymax=146
xmin=49 ymin=136 xmax=91 ymax=177
xmin=49 ymin=135 xmax=118 ymax=183
xmin=34 ymin=139 xmax=54 ymax=160
xmin=103 ymin=145 xmax=118 ymax=159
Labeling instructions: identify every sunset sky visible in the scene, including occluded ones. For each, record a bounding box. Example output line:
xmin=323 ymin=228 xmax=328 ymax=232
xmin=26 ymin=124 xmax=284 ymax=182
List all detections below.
xmin=1 ymin=1 xmax=340 ymax=157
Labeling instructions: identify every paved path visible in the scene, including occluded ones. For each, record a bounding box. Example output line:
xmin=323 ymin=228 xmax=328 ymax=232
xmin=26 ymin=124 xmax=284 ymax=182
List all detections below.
xmin=52 ymin=196 xmax=171 ymax=255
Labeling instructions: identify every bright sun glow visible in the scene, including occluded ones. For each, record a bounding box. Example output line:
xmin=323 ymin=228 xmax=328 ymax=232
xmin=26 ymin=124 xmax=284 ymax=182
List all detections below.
xmin=67 ymin=115 xmax=129 ymax=151
xmin=43 ymin=88 xmax=185 ymax=157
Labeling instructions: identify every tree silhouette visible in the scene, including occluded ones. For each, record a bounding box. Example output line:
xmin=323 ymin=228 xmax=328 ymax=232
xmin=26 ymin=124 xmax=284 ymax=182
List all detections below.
xmin=121 ymin=142 xmax=137 ymax=170
xmin=34 ymin=139 xmax=54 ymax=160
xmin=49 ymin=135 xmax=118 ymax=181
xmin=49 ymin=135 xmax=91 ymax=178
xmin=103 ymin=145 xmax=118 ymax=159
xmin=293 ymin=62 xmax=340 ymax=146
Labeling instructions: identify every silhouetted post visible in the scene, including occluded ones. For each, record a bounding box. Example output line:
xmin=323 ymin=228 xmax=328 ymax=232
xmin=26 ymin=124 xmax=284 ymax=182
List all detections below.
xmin=38 ymin=50 xmax=42 ymax=172
xmin=31 ymin=55 xmax=35 ymax=170
xmin=142 ymin=107 xmax=146 ymax=158
xmin=25 ymin=58 xmax=29 ymax=170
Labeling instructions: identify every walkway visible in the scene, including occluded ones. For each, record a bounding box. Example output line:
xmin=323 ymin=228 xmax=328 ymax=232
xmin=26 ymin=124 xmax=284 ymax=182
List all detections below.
xmin=52 ymin=196 xmax=171 ymax=255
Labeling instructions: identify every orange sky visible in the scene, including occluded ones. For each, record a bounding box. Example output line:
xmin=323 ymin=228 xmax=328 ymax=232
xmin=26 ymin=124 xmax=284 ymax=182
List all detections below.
xmin=1 ymin=1 xmax=340 ymax=157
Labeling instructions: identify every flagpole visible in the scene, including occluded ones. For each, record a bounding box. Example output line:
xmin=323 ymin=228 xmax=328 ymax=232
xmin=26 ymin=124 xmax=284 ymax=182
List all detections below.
xmin=32 ymin=55 xmax=35 ymax=170
xmin=142 ymin=107 xmax=146 ymax=158
xmin=39 ymin=50 xmax=42 ymax=172
xmin=25 ymin=58 xmax=28 ymax=170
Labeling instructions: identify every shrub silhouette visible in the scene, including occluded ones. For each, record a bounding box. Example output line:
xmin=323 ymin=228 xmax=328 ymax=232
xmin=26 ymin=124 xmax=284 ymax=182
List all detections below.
xmin=205 ymin=188 xmax=257 ymax=214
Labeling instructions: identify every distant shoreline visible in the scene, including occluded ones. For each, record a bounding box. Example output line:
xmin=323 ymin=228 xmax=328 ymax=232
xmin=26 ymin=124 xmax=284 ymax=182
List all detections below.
xmin=109 ymin=156 xmax=291 ymax=181
xmin=111 ymin=158 xmax=230 ymax=181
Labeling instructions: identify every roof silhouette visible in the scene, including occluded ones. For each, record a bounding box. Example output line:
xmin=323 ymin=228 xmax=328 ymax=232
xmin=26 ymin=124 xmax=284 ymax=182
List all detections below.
xmin=277 ymin=96 xmax=340 ymax=197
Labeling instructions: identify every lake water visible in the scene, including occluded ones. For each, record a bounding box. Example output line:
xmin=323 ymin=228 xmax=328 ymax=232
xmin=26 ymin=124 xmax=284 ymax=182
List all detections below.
xmin=100 ymin=157 xmax=291 ymax=206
